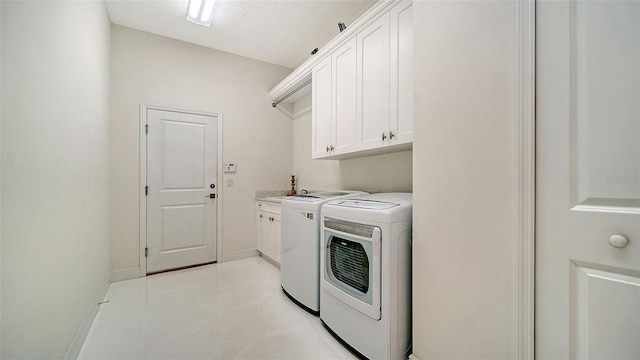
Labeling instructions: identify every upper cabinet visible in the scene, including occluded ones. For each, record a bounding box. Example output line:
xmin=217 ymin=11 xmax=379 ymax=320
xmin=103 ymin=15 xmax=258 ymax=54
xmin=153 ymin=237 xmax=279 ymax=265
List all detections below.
xmin=356 ymin=13 xmax=391 ymax=152
xmin=312 ymin=56 xmax=333 ymax=158
xmin=312 ymin=0 xmax=413 ymax=160
xmin=333 ymin=37 xmax=358 ymax=156
xmin=312 ymin=37 xmax=358 ymax=159
xmin=389 ymin=0 xmax=414 ymax=146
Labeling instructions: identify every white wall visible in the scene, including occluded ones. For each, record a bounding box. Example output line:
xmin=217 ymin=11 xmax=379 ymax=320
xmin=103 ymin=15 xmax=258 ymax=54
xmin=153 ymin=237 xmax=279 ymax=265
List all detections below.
xmin=0 ymin=2 xmax=3 ymax=352
xmin=292 ymin=94 xmax=412 ymax=193
xmin=1 ymin=1 xmax=111 ymax=358
xmin=110 ymin=25 xmax=293 ymax=270
xmin=412 ymin=1 xmax=518 ymax=359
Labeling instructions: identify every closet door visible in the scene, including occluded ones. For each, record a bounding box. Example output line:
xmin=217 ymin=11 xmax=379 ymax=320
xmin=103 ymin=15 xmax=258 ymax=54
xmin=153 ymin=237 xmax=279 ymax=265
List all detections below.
xmin=536 ymin=1 xmax=640 ymax=358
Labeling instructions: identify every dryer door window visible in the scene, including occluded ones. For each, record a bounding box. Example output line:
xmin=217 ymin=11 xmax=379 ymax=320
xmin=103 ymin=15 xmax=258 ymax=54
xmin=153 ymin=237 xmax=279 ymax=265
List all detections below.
xmin=323 ymin=218 xmax=381 ymax=320
xmin=329 ymin=236 xmax=370 ymax=294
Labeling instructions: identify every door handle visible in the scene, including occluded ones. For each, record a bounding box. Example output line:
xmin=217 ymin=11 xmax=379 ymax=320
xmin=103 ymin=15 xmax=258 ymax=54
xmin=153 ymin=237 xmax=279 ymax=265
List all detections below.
xmin=389 ymin=131 xmax=395 ymax=139
xmin=382 ymin=132 xmax=387 ymax=141
xmin=205 ymin=194 xmax=216 ymax=199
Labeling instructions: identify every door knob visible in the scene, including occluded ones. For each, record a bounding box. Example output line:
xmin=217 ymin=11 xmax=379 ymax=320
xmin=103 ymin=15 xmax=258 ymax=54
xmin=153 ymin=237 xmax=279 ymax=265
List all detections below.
xmin=608 ymin=234 xmax=629 ymax=248
xmin=210 ymin=184 xmax=215 ymax=189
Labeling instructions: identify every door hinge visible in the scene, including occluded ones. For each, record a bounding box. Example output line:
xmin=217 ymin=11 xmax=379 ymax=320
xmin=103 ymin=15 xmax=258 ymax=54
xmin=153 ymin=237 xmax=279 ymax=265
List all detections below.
xmin=145 ymin=247 xmax=148 ymax=258
xmin=145 ymin=186 xmax=148 ymax=196
xmin=145 ymin=124 xmax=148 ymax=134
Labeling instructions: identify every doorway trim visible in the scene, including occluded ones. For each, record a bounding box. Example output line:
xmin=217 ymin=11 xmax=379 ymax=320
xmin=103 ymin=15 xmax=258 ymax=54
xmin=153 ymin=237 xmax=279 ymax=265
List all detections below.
xmin=517 ymin=1 xmax=535 ymax=359
xmin=139 ymin=103 xmax=224 ymax=277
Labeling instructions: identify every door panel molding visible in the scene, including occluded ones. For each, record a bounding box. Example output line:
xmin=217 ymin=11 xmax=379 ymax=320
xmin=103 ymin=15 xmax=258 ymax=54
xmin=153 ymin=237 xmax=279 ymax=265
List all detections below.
xmin=517 ymin=1 xmax=535 ymax=359
xmin=569 ymin=0 xmax=640 ymax=214
xmin=139 ymin=103 xmax=223 ymax=277
xmin=571 ymin=260 xmax=640 ymax=358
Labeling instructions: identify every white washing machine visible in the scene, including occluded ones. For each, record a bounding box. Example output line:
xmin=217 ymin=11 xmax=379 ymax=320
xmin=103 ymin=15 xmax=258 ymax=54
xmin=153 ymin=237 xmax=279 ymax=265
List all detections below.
xmin=320 ymin=193 xmax=412 ymax=360
xmin=280 ymin=190 xmax=367 ymax=315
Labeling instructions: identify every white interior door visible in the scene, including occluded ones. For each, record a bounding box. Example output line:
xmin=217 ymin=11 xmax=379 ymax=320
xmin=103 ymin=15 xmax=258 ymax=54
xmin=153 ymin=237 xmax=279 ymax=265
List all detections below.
xmin=536 ymin=1 xmax=640 ymax=358
xmin=146 ymin=109 xmax=218 ymax=274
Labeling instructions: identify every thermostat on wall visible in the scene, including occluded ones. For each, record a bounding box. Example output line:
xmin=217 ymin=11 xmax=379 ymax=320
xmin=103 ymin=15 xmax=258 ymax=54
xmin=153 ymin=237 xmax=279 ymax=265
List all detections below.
xmin=224 ymin=163 xmax=237 ymax=173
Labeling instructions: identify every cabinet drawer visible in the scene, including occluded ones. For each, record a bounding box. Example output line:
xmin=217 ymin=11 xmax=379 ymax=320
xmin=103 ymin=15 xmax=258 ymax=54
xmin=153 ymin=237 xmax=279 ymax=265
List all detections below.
xmin=256 ymin=201 xmax=281 ymax=215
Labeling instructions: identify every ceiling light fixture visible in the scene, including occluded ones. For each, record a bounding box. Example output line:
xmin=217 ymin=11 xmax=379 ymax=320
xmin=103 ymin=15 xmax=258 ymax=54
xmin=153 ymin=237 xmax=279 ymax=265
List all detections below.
xmin=187 ymin=0 xmax=216 ymax=27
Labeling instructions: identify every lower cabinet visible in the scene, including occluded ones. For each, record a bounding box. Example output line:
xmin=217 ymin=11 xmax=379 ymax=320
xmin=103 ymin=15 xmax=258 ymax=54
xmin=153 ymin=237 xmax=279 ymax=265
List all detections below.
xmin=256 ymin=202 xmax=281 ymax=264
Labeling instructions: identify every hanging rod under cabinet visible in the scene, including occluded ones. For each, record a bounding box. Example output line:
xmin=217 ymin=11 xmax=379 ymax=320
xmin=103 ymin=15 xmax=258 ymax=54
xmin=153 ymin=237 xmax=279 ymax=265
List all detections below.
xmin=271 ymin=78 xmax=312 ymax=107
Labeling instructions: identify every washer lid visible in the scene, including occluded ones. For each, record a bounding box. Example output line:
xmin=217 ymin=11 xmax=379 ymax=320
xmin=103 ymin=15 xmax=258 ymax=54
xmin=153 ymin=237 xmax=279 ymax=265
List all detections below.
xmin=288 ymin=191 xmax=362 ymax=202
xmin=288 ymin=194 xmax=325 ymax=202
xmin=329 ymin=199 xmax=399 ymax=210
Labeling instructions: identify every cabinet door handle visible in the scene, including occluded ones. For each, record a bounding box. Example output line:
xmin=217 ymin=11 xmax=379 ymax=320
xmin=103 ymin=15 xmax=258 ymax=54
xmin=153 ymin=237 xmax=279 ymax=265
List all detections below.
xmin=326 ymin=146 xmax=330 ymax=152
xmin=259 ymin=214 xmax=263 ymax=219
xmin=330 ymin=145 xmax=335 ymax=151
xmin=389 ymin=131 xmax=395 ymax=139
xmin=382 ymin=132 xmax=387 ymax=141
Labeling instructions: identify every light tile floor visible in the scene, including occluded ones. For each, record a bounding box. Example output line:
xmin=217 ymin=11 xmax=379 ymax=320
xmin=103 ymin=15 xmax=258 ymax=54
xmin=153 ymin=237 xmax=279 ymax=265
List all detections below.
xmin=79 ymin=256 xmax=357 ymax=360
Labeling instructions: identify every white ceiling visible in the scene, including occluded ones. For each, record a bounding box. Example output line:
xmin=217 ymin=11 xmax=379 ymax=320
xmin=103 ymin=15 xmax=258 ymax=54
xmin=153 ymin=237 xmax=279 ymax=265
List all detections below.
xmin=105 ymin=0 xmax=375 ymax=69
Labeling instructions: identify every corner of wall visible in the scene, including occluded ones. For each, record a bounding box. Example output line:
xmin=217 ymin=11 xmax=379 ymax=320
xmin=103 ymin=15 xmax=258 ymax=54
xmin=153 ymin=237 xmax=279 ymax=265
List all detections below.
xmin=63 ymin=272 xmax=110 ymax=360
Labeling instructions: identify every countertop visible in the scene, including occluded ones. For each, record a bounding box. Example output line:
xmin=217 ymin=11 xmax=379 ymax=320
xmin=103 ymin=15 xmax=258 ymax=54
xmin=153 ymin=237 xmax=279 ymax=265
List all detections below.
xmin=255 ymin=190 xmax=293 ymax=204
xmin=254 ymin=190 xmax=319 ymax=204
xmin=255 ymin=196 xmax=292 ymax=204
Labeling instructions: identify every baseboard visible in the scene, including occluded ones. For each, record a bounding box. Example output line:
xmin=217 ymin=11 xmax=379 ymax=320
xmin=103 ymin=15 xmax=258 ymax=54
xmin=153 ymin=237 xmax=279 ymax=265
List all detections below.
xmin=222 ymin=248 xmax=258 ymax=262
xmin=63 ymin=271 xmax=111 ymax=360
xmin=408 ymin=354 xmax=422 ymax=360
xmin=110 ymin=267 xmax=141 ymax=283
xmin=258 ymin=252 xmax=281 ymax=270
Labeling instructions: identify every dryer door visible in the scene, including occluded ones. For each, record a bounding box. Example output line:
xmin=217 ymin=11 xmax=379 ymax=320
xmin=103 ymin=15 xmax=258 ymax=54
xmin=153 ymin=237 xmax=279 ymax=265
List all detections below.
xmin=322 ymin=218 xmax=381 ymax=320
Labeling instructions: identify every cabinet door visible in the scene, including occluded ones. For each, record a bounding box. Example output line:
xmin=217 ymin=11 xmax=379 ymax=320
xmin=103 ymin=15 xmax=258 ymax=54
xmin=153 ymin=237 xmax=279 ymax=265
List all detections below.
xmin=389 ymin=0 xmax=413 ymax=145
xmin=312 ymin=56 xmax=333 ymax=159
xmin=272 ymin=214 xmax=282 ymax=263
xmin=256 ymin=211 xmax=268 ymax=254
xmin=263 ymin=213 xmax=276 ymax=258
xmin=332 ymin=37 xmax=358 ymax=155
xmin=356 ymin=13 xmax=391 ymax=152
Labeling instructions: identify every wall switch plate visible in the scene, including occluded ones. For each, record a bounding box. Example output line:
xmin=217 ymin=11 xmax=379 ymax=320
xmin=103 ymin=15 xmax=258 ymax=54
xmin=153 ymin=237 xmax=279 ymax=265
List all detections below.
xmin=223 ymin=163 xmax=236 ymax=173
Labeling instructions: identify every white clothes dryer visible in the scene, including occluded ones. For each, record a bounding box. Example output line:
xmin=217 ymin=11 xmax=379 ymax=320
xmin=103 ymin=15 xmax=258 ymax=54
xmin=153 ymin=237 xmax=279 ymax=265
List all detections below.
xmin=280 ymin=190 xmax=367 ymax=315
xmin=320 ymin=193 xmax=412 ymax=360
